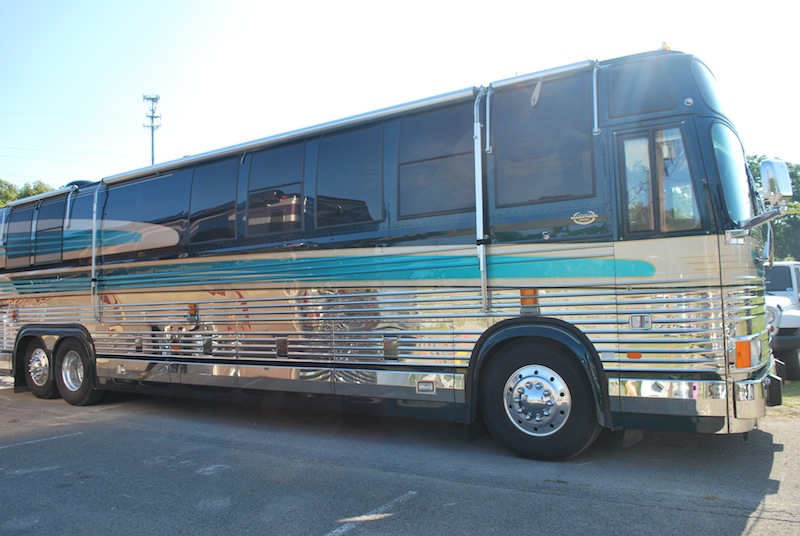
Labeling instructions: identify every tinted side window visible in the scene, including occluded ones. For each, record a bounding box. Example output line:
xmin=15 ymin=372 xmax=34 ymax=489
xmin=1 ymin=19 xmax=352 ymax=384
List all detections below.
xmin=317 ymin=125 xmax=382 ymax=227
xmin=248 ymin=143 xmax=304 ymax=237
xmin=6 ymin=206 xmax=33 ymax=269
xmin=102 ymin=170 xmax=190 ymax=260
xmin=398 ymin=102 xmax=474 ymax=218
xmin=63 ymin=191 xmax=95 ymax=262
xmin=493 ymin=74 xmax=594 ymax=207
xmin=35 ymin=196 xmax=66 ymax=265
xmin=609 ymin=61 xmax=676 ymax=118
xmin=190 ymin=158 xmax=238 ymax=243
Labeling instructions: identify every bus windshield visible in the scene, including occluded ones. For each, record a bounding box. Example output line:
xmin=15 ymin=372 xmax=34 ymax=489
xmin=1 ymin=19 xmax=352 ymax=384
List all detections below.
xmin=712 ymin=122 xmax=758 ymax=226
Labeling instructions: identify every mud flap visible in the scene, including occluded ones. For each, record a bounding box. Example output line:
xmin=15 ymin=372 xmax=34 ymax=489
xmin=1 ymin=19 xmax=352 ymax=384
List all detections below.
xmin=766 ymin=373 xmax=782 ymax=407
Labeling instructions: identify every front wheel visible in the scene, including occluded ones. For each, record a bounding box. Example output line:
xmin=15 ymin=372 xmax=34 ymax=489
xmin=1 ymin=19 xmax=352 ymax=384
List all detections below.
xmin=55 ymin=340 xmax=105 ymax=406
xmin=23 ymin=341 xmax=60 ymax=399
xmin=480 ymin=341 xmax=600 ymax=461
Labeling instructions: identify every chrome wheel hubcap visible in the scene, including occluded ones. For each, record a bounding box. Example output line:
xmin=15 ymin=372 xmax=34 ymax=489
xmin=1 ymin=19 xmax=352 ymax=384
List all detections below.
xmin=28 ymin=348 xmax=51 ymax=387
xmin=504 ymin=365 xmax=571 ymax=436
xmin=60 ymin=350 xmax=84 ymax=392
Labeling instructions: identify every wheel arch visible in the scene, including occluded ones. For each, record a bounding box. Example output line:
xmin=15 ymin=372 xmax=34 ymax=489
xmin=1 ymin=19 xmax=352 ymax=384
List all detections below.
xmin=466 ymin=317 xmax=611 ymax=428
xmin=13 ymin=325 xmax=96 ymax=391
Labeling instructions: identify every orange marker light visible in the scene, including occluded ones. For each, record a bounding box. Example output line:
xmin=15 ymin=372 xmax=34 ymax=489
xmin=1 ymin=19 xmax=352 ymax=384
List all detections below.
xmin=735 ymin=341 xmax=751 ymax=369
xmin=520 ymin=288 xmax=539 ymax=307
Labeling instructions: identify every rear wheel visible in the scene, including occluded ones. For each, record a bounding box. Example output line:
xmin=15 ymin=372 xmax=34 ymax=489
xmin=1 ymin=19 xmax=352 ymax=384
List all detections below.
xmin=23 ymin=341 xmax=60 ymax=399
xmin=55 ymin=340 xmax=104 ymax=406
xmin=480 ymin=341 xmax=600 ymax=461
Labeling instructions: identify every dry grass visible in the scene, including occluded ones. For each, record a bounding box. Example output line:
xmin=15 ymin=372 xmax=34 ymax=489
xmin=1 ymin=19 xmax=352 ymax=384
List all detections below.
xmin=768 ymin=380 xmax=800 ymax=419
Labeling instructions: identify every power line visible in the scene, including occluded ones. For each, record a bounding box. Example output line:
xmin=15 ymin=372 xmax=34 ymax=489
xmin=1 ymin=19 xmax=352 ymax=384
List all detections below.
xmin=0 ymin=145 xmax=139 ymax=158
xmin=0 ymin=153 xmax=132 ymax=166
xmin=0 ymin=110 xmax=139 ymax=118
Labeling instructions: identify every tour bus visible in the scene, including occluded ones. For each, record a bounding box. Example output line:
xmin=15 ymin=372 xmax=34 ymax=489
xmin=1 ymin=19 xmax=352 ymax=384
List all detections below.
xmin=0 ymin=48 xmax=790 ymax=460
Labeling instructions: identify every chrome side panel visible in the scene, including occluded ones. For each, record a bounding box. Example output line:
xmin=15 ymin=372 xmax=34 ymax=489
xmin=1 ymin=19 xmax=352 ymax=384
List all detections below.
xmin=97 ymin=357 xmax=174 ymax=384
xmin=238 ymin=365 xmax=332 ymax=394
xmin=609 ymin=378 xmax=727 ymax=416
xmin=0 ymin=351 xmax=10 ymax=374
xmin=333 ymin=368 xmax=465 ymax=404
xmin=0 ymin=236 xmax=772 ymax=433
xmin=181 ymin=363 xmax=238 ymax=388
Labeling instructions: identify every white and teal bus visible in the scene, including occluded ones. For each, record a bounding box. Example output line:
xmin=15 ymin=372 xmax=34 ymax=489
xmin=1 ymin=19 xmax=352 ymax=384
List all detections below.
xmin=0 ymin=49 xmax=790 ymax=460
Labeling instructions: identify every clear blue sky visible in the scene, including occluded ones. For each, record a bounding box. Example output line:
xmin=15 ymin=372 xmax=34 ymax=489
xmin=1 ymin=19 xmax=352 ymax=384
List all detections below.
xmin=1 ymin=0 xmax=797 ymax=189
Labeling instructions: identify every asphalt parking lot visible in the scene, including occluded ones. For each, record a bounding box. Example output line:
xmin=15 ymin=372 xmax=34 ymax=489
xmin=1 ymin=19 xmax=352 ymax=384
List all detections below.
xmin=1 ymin=379 xmax=798 ymax=535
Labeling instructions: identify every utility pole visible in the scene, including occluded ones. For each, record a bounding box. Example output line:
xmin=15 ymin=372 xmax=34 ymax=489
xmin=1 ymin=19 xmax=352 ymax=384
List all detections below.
xmin=142 ymin=94 xmax=161 ymax=166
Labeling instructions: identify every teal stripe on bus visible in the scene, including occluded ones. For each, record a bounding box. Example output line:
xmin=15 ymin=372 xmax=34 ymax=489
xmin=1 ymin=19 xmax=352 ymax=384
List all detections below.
xmin=0 ymin=256 xmax=655 ymax=294
xmin=96 ymin=255 xmax=653 ymax=289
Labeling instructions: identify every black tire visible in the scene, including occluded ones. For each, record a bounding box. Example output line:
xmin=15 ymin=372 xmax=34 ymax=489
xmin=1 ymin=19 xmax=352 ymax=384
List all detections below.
xmin=480 ymin=340 xmax=601 ymax=461
xmin=23 ymin=340 xmax=60 ymax=399
xmin=775 ymin=350 xmax=800 ymax=381
xmin=55 ymin=340 xmax=105 ymax=406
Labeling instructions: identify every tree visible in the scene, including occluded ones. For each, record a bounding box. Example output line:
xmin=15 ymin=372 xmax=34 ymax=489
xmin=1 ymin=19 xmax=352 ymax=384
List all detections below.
xmin=17 ymin=180 xmax=53 ymax=200
xmin=0 ymin=179 xmax=54 ymax=207
xmin=748 ymin=155 xmax=800 ymax=260
xmin=0 ymin=179 xmax=18 ymax=207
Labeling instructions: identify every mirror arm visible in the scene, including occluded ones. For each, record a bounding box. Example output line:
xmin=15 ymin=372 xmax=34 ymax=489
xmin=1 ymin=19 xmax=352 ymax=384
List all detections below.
xmin=739 ymin=207 xmax=787 ymax=230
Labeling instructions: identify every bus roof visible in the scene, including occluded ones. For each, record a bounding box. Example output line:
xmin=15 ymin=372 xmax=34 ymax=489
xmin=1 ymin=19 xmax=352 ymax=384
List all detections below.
xmin=6 ymin=48 xmax=687 ymax=204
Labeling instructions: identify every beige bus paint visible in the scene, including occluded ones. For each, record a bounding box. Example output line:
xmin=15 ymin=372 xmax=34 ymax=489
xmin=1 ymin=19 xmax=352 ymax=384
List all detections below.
xmin=0 ymin=232 xmax=771 ymax=432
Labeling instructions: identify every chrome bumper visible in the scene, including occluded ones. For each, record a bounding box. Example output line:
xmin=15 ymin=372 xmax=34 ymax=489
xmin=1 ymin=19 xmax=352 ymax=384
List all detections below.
xmin=734 ymin=367 xmax=781 ymax=418
xmin=609 ymin=365 xmax=779 ymax=432
xmin=0 ymin=351 xmax=11 ymax=375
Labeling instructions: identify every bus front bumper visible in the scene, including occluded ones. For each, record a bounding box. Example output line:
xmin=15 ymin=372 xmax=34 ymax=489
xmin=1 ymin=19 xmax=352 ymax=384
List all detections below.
xmin=610 ymin=366 xmax=780 ymax=433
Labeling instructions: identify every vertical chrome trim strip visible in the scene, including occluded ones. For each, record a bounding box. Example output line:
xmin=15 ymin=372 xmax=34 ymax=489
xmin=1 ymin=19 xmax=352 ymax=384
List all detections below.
xmin=473 ymin=87 xmax=489 ymax=312
xmin=593 ymin=61 xmax=601 ymax=136
xmin=64 ymin=184 xmax=78 ymax=230
xmin=91 ymin=185 xmax=100 ymax=321
xmin=484 ymin=85 xmax=494 ymax=154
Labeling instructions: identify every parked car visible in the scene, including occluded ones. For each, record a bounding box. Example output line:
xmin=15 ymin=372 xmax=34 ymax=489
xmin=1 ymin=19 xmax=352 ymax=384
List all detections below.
xmin=765 ymin=261 xmax=800 ymax=380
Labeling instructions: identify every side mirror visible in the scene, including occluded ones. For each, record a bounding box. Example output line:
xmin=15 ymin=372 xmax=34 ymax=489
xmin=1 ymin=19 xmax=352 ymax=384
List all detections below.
xmin=761 ymin=159 xmax=793 ymax=208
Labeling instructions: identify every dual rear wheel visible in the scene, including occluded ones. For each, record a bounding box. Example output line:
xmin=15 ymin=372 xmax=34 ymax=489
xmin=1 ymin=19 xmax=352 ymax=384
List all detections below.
xmin=23 ymin=339 xmax=104 ymax=406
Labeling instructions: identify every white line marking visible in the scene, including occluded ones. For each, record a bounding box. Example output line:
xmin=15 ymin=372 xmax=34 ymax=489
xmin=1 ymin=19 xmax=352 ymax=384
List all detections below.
xmin=0 ymin=432 xmax=83 ymax=450
xmin=324 ymin=490 xmax=418 ymax=536
xmin=196 ymin=464 xmax=229 ymax=475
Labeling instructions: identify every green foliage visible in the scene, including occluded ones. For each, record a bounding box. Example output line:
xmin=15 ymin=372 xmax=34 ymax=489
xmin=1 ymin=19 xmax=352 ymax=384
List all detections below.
xmin=0 ymin=180 xmax=17 ymax=207
xmin=17 ymin=180 xmax=54 ymax=200
xmin=0 ymin=179 xmax=55 ymax=207
xmin=748 ymin=155 xmax=800 ymax=260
